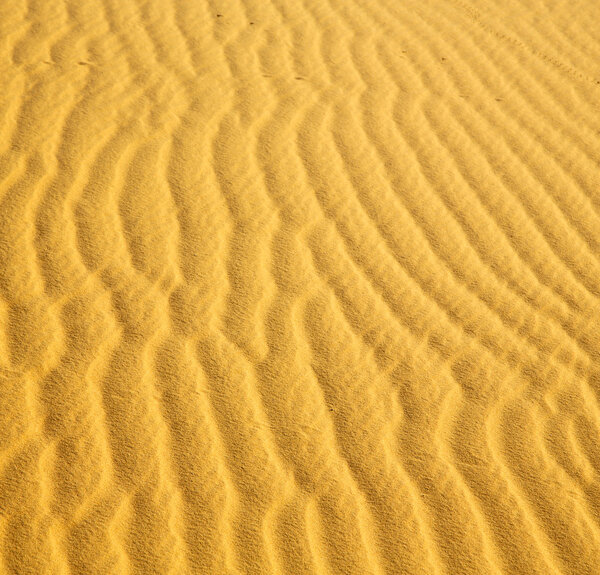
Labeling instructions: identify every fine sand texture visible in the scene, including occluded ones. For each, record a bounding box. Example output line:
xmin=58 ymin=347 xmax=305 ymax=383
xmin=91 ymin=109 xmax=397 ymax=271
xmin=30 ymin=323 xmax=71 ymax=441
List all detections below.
xmin=2 ymin=0 xmax=600 ymax=573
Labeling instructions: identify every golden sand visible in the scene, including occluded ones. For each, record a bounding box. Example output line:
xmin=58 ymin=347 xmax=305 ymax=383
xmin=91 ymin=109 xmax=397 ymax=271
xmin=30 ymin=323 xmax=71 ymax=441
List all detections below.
xmin=1 ymin=0 xmax=600 ymax=573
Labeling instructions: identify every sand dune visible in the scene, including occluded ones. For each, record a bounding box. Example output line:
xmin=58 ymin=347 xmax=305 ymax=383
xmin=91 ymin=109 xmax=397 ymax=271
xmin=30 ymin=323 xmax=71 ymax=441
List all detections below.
xmin=1 ymin=0 xmax=600 ymax=573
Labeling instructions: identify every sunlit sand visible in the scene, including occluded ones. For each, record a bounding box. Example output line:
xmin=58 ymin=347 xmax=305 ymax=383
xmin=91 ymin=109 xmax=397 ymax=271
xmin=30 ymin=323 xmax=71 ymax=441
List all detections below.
xmin=1 ymin=0 xmax=600 ymax=573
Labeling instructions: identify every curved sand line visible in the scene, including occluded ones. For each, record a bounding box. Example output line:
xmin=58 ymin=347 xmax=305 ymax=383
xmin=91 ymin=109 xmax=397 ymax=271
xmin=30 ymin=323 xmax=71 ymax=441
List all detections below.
xmin=1 ymin=0 xmax=600 ymax=573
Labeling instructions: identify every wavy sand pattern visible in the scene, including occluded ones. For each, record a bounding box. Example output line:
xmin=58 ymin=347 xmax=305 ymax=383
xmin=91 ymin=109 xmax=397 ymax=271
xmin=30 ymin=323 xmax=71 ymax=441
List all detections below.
xmin=1 ymin=0 xmax=600 ymax=573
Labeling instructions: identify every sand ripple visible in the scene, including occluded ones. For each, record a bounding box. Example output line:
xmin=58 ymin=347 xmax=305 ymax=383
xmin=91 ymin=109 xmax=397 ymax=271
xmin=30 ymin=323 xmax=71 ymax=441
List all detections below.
xmin=1 ymin=0 xmax=600 ymax=573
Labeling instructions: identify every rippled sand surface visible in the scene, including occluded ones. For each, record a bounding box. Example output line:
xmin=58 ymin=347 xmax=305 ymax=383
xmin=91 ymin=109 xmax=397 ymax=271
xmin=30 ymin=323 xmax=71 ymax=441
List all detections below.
xmin=1 ymin=0 xmax=600 ymax=573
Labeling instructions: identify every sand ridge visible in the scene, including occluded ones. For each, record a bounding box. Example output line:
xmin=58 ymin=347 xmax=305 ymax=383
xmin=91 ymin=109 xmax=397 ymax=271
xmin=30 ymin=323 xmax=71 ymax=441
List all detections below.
xmin=1 ymin=0 xmax=600 ymax=573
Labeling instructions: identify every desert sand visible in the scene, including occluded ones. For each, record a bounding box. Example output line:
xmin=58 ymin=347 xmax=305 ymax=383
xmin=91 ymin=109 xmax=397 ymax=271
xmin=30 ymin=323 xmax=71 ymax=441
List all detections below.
xmin=1 ymin=0 xmax=600 ymax=573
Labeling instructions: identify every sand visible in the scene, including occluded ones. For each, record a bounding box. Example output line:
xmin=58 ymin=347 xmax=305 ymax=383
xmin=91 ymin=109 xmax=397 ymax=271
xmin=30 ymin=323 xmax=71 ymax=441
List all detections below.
xmin=1 ymin=0 xmax=600 ymax=573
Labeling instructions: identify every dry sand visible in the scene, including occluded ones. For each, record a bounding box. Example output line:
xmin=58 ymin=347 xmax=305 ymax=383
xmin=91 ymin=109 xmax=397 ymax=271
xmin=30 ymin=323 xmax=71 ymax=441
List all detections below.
xmin=1 ymin=0 xmax=600 ymax=573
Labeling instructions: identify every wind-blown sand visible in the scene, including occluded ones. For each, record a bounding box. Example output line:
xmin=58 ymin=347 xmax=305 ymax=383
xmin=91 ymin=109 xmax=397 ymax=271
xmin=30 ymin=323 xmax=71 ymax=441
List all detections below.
xmin=1 ymin=0 xmax=600 ymax=573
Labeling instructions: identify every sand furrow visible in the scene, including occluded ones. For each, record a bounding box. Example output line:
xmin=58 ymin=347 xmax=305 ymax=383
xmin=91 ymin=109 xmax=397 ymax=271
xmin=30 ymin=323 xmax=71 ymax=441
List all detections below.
xmin=310 ymin=29 xmax=597 ymax=382
xmin=161 ymin=58 xmax=242 ymax=575
xmin=427 ymin=2 xmax=600 ymax=209
xmin=349 ymin=2 xmax=600 ymax=302
xmin=252 ymin=3 xmax=446 ymax=573
xmin=355 ymin=0 xmax=600 ymax=235
xmin=210 ymin=4 xmax=405 ymax=570
xmin=481 ymin=0 xmax=600 ymax=71
xmin=305 ymin=220 xmax=516 ymax=574
xmin=302 ymin=292 xmax=448 ymax=575
xmin=297 ymin=96 xmax=591 ymax=418
xmin=29 ymin=37 xmax=130 ymax=568
xmin=0 ymin=6 xmax=90 ymax=570
xmin=298 ymin=45 xmax=596 ymax=570
xmin=254 ymin=126 xmax=388 ymax=575
xmin=414 ymin=104 xmax=600 ymax=328
xmin=195 ymin=334 xmax=294 ymax=575
xmin=302 ymin=179 xmax=596 ymax=572
xmin=393 ymin=2 xmax=600 ymax=246
xmin=2 ymin=0 xmax=600 ymax=573
xmin=72 ymin=127 xmax=193 ymax=572
xmin=369 ymin=45 xmax=600 ymax=318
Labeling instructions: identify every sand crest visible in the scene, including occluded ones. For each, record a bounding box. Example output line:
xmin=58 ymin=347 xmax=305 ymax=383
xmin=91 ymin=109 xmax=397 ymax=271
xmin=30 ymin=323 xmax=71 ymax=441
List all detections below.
xmin=1 ymin=0 xmax=600 ymax=573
